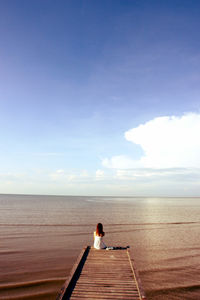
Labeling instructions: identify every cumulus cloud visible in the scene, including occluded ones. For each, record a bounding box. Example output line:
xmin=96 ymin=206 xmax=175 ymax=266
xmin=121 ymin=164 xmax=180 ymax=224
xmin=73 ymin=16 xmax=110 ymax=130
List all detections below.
xmin=104 ymin=113 xmax=200 ymax=169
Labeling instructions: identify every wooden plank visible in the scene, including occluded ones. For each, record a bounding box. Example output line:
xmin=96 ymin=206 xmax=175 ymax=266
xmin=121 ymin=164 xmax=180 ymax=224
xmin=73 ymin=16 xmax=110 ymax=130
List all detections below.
xmin=57 ymin=246 xmax=146 ymax=300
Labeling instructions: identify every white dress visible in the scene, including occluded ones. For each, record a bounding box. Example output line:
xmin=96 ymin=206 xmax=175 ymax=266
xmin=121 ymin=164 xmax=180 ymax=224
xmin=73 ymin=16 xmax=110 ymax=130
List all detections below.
xmin=94 ymin=233 xmax=106 ymax=249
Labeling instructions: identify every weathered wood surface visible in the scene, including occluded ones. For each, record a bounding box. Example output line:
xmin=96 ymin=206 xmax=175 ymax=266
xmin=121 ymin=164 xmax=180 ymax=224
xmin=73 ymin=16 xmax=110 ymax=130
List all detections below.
xmin=57 ymin=246 xmax=146 ymax=300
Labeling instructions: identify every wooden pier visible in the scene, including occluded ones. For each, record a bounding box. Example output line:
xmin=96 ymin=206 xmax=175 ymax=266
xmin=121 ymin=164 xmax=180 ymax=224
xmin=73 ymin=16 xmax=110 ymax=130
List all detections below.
xmin=57 ymin=246 xmax=146 ymax=300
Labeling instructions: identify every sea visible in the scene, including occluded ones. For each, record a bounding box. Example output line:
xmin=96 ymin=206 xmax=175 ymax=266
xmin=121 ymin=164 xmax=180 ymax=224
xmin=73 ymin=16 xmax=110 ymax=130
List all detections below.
xmin=0 ymin=194 xmax=200 ymax=300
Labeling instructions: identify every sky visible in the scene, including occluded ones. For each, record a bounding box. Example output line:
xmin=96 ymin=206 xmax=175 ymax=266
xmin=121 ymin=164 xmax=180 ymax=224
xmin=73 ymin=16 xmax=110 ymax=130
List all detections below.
xmin=0 ymin=0 xmax=200 ymax=196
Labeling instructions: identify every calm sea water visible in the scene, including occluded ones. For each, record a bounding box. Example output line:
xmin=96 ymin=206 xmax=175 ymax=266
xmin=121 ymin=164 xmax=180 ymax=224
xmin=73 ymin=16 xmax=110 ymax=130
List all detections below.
xmin=0 ymin=194 xmax=200 ymax=300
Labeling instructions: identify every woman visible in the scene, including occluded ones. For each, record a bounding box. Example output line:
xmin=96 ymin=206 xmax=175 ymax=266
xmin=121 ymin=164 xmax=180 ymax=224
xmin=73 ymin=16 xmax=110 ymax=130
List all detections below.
xmin=93 ymin=223 xmax=107 ymax=249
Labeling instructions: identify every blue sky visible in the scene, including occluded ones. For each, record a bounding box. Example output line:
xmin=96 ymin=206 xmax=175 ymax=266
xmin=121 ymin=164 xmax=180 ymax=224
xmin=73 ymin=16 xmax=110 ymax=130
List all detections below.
xmin=1 ymin=0 xmax=200 ymax=196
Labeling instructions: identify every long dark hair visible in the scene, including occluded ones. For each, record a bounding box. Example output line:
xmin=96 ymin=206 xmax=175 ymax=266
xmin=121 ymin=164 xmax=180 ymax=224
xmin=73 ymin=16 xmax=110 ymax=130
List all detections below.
xmin=96 ymin=223 xmax=104 ymax=236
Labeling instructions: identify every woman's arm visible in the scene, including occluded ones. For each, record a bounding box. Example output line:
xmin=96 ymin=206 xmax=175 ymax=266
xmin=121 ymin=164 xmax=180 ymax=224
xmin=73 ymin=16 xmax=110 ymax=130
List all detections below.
xmin=93 ymin=231 xmax=96 ymax=240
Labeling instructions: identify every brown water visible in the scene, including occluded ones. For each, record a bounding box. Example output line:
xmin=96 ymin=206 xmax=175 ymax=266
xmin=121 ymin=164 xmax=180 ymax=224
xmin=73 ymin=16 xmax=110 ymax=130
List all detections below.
xmin=0 ymin=194 xmax=200 ymax=300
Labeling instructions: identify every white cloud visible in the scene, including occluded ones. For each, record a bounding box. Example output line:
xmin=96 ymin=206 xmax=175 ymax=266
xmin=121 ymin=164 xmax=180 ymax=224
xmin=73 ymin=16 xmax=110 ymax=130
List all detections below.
xmin=0 ymin=172 xmax=26 ymax=180
xmin=1 ymin=112 xmax=200 ymax=197
xmin=80 ymin=170 xmax=89 ymax=178
xmin=95 ymin=169 xmax=104 ymax=179
xmin=114 ymin=168 xmax=200 ymax=181
xmin=0 ymin=168 xmax=199 ymax=196
xmin=49 ymin=170 xmax=65 ymax=181
xmin=102 ymin=155 xmax=141 ymax=169
xmin=49 ymin=170 xmax=77 ymax=181
xmin=67 ymin=175 xmax=76 ymax=181
xmin=104 ymin=113 xmax=200 ymax=169
xmin=56 ymin=169 xmax=65 ymax=174
xmin=49 ymin=169 xmax=89 ymax=182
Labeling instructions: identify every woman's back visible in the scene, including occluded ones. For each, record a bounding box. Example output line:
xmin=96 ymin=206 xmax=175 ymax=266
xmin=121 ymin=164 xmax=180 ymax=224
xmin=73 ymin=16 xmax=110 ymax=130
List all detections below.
xmin=93 ymin=232 xmax=106 ymax=249
xmin=93 ymin=223 xmax=106 ymax=249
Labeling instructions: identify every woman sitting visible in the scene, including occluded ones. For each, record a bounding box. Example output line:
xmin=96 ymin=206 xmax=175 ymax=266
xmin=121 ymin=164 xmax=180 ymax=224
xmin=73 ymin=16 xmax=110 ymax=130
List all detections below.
xmin=93 ymin=223 xmax=107 ymax=249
